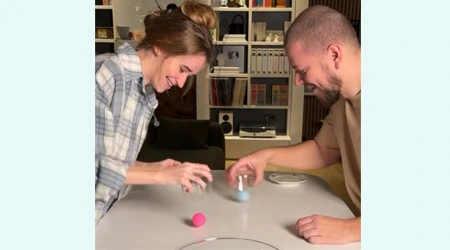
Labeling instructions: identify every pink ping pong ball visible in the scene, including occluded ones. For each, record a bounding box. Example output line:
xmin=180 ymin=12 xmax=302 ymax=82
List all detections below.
xmin=192 ymin=212 xmax=206 ymax=227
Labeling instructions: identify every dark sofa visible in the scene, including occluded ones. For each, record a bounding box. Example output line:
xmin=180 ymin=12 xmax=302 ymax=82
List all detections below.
xmin=137 ymin=116 xmax=226 ymax=170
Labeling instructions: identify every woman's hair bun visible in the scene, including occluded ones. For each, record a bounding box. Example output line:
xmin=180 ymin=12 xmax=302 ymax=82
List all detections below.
xmin=180 ymin=0 xmax=218 ymax=30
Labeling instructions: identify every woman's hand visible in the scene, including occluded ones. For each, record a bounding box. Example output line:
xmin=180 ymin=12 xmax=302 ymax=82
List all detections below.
xmin=151 ymin=158 xmax=182 ymax=169
xmin=126 ymin=159 xmax=213 ymax=192
xmin=151 ymin=159 xmax=213 ymax=191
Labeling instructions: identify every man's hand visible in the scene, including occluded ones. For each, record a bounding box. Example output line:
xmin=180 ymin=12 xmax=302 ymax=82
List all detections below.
xmin=296 ymin=215 xmax=360 ymax=244
xmin=225 ymin=150 xmax=269 ymax=187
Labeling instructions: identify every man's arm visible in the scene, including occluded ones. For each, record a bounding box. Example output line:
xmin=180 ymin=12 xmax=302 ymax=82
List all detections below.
xmin=261 ymin=139 xmax=341 ymax=171
xmin=250 ymin=109 xmax=341 ymax=172
xmin=226 ymin=138 xmax=341 ymax=186
xmin=227 ymin=108 xmax=340 ymax=186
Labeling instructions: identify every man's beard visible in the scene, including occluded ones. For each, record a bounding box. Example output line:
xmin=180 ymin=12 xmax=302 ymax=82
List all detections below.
xmin=316 ymin=74 xmax=342 ymax=108
xmin=313 ymin=63 xmax=342 ymax=109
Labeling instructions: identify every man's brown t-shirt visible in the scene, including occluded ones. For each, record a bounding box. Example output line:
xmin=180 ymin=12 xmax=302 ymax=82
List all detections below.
xmin=314 ymin=92 xmax=361 ymax=212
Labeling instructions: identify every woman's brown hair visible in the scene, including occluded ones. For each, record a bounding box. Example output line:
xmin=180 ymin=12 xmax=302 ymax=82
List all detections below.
xmin=136 ymin=0 xmax=218 ymax=63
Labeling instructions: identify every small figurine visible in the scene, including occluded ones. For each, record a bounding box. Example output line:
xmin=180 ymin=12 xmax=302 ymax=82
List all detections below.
xmin=273 ymin=34 xmax=280 ymax=42
xmin=227 ymin=0 xmax=238 ymax=7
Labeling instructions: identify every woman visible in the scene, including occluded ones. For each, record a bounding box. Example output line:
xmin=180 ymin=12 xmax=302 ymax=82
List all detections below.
xmin=95 ymin=0 xmax=217 ymax=224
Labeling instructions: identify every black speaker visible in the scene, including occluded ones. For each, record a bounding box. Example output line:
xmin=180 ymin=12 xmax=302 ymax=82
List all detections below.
xmin=219 ymin=111 xmax=233 ymax=136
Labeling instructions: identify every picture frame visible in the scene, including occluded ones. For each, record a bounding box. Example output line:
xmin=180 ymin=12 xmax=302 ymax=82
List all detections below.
xmin=95 ymin=28 xmax=114 ymax=39
xmin=132 ymin=30 xmax=144 ymax=40
xmin=222 ymin=45 xmax=246 ymax=73
xmin=265 ymin=30 xmax=284 ymax=42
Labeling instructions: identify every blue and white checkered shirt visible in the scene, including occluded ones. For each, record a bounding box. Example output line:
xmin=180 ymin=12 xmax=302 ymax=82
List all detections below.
xmin=95 ymin=42 xmax=158 ymax=224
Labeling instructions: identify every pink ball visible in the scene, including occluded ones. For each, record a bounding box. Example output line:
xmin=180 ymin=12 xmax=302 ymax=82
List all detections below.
xmin=192 ymin=212 xmax=206 ymax=227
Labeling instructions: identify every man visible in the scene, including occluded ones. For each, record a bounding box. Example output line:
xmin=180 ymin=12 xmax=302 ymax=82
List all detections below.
xmin=226 ymin=5 xmax=361 ymax=244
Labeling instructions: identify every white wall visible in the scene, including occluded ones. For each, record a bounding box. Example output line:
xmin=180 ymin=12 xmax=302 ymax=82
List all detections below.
xmin=115 ymin=0 xmax=185 ymax=32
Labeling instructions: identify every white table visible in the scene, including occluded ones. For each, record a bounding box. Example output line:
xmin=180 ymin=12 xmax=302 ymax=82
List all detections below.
xmin=96 ymin=171 xmax=361 ymax=250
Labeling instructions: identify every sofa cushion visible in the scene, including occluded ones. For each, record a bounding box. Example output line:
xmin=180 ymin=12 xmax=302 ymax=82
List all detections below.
xmin=153 ymin=116 xmax=211 ymax=150
xmin=137 ymin=146 xmax=225 ymax=170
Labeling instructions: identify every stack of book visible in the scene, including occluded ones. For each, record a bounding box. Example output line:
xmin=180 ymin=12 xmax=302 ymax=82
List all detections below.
xmin=213 ymin=66 xmax=240 ymax=74
xmin=222 ymin=34 xmax=247 ymax=42
xmin=210 ymin=78 xmax=248 ymax=106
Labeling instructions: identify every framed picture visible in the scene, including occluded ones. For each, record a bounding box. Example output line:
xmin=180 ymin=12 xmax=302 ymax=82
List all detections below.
xmin=222 ymin=45 xmax=245 ymax=73
xmin=265 ymin=30 xmax=284 ymax=42
xmin=133 ymin=30 xmax=144 ymax=40
xmin=96 ymin=28 xmax=108 ymax=39
xmin=96 ymin=28 xmax=114 ymax=39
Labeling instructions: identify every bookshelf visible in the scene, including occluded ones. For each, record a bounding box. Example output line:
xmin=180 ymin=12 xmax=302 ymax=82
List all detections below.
xmin=196 ymin=0 xmax=309 ymax=159
xmin=95 ymin=0 xmax=117 ymax=54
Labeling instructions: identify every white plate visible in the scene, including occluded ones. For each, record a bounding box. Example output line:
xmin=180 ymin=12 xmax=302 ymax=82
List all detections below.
xmin=176 ymin=236 xmax=280 ymax=250
xmin=269 ymin=173 xmax=307 ymax=186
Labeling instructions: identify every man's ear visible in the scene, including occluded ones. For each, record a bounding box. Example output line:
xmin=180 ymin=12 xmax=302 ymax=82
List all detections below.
xmin=327 ymin=44 xmax=342 ymax=69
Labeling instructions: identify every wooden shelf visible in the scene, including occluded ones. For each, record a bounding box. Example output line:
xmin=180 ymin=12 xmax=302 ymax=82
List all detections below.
xmin=251 ymin=41 xmax=284 ymax=46
xmin=95 ymin=1 xmax=116 ymax=53
xmin=213 ymin=7 xmax=250 ymax=12
xmin=196 ymin=1 xmax=305 ymax=159
xmin=95 ymin=5 xmax=113 ymax=10
xmin=250 ymin=74 xmax=291 ymax=78
xmin=214 ymin=41 xmax=249 ymax=45
xmin=208 ymin=73 xmax=249 ymax=78
xmin=209 ymin=105 xmax=289 ymax=110
xmin=95 ymin=39 xmax=115 ymax=43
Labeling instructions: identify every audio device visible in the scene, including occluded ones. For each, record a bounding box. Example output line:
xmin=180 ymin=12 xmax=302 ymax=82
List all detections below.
xmin=239 ymin=122 xmax=276 ymax=138
xmin=218 ymin=111 xmax=234 ymax=136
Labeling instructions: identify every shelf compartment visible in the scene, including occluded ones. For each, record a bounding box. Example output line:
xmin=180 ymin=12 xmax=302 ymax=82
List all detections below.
xmin=95 ymin=42 xmax=115 ymax=55
xmin=249 ymin=78 xmax=289 ymax=106
xmin=95 ymin=9 xmax=114 ymax=27
xmin=209 ymin=77 xmax=248 ymax=106
xmin=210 ymin=108 xmax=288 ymax=136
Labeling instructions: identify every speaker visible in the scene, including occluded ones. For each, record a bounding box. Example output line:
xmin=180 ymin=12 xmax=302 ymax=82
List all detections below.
xmin=219 ymin=111 xmax=233 ymax=136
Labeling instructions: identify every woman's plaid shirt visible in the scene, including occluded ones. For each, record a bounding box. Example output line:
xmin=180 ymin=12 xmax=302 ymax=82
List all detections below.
xmin=95 ymin=43 xmax=158 ymax=224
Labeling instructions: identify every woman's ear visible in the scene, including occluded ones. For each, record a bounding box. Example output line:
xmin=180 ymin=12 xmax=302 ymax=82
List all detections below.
xmin=153 ymin=46 xmax=161 ymax=57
